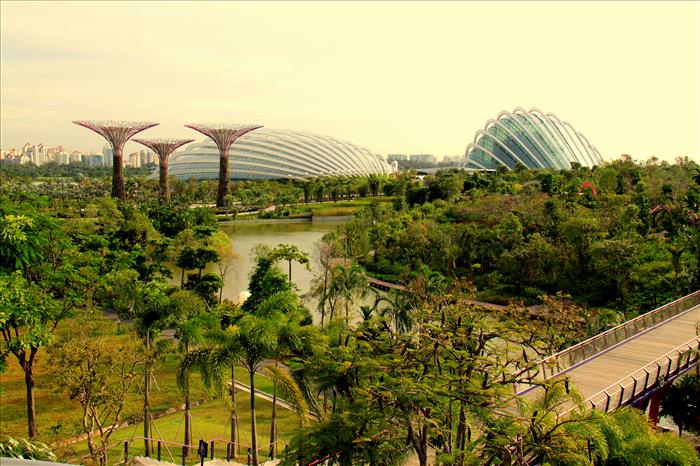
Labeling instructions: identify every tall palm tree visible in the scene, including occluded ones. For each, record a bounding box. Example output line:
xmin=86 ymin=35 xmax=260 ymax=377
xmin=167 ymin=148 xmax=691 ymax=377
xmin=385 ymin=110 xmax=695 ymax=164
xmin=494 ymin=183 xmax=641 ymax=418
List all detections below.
xmin=131 ymin=281 xmax=176 ymax=457
xmin=181 ymin=301 xmax=312 ymax=466
xmin=170 ymin=290 xmax=213 ymax=455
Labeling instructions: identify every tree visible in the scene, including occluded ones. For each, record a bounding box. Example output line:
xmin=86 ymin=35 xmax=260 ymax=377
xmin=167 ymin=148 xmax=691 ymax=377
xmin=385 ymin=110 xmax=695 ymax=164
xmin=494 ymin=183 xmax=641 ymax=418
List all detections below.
xmin=0 ymin=213 xmax=50 ymax=282
xmin=176 ymin=246 xmax=219 ymax=284
xmin=129 ymin=280 xmax=175 ymax=457
xmin=270 ymin=243 xmax=310 ymax=283
xmin=596 ymin=407 xmax=700 ymax=466
xmin=660 ymin=374 xmax=700 ymax=436
xmin=184 ymin=306 xmax=311 ymax=466
xmin=0 ymin=272 xmax=63 ymax=438
xmin=243 ymin=245 xmax=292 ymax=312
xmin=208 ymin=230 xmax=238 ymax=303
xmin=366 ymin=176 xmax=379 ymax=197
xmin=327 ymin=264 xmax=370 ymax=322
xmin=498 ymin=233 xmax=555 ymax=296
xmin=170 ymin=290 xmax=214 ymax=454
xmin=50 ymin=319 xmax=144 ymax=465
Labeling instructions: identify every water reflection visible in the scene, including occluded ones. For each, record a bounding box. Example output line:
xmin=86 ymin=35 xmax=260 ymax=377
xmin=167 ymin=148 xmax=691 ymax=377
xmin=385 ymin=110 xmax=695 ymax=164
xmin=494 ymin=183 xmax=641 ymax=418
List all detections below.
xmin=216 ymin=221 xmax=345 ymax=302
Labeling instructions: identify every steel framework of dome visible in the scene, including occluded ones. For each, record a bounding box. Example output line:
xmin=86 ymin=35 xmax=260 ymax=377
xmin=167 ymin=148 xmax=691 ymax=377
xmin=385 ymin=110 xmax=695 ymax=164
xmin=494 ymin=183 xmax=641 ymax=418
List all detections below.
xmin=167 ymin=128 xmax=396 ymax=181
xmin=463 ymin=107 xmax=603 ymax=171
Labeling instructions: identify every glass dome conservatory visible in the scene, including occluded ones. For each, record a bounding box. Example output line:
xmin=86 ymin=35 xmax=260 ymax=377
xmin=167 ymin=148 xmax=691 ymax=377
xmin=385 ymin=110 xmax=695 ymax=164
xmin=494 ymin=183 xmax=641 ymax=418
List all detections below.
xmin=166 ymin=128 xmax=396 ymax=180
xmin=464 ymin=108 xmax=603 ymax=170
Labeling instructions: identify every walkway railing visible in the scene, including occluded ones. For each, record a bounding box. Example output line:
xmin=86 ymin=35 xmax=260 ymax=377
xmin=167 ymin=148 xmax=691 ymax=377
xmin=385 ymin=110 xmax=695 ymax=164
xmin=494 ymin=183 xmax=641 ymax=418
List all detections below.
xmin=518 ymin=291 xmax=700 ymax=385
xmin=117 ymin=436 xmax=279 ymax=465
xmin=585 ymin=336 xmax=700 ymax=413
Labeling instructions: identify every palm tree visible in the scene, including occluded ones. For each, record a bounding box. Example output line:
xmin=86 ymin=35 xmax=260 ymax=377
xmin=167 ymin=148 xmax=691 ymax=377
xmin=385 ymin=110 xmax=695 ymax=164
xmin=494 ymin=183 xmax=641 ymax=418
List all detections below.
xmin=523 ymin=381 xmax=608 ymax=465
xmin=591 ymin=406 xmax=700 ymax=465
xmin=130 ymin=281 xmax=176 ymax=457
xmin=170 ymin=290 xmax=213 ymax=455
xmin=327 ymin=264 xmax=370 ymax=323
xmin=181 ymin=299 xmax=312 ymax=465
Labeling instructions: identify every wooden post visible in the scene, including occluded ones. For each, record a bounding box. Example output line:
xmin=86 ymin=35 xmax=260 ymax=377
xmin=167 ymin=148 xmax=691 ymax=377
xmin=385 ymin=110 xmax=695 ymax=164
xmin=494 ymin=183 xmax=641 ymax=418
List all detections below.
xmin=227 ymin=443 xmax=231 ymax=462
xmin=618 ymin=385 xmax=625 ymax=408
xmin=643 ymin=369 xmax=650 ymax=391
xmin=158 ymin=441 xmax=162 ymax=461
xmin=210 ymin=441 xmax=215 ymax=460
xmin=182 ymin=446 xmax=187 ymax=466
xmin=124 ymin=441 xmax=129 ymax=464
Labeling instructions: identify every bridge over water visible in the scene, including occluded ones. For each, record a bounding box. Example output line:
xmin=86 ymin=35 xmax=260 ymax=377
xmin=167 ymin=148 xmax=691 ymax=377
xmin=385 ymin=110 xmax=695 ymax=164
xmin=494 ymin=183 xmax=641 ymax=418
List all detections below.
xmin=516 ymin=290 xmax=700 ymax=419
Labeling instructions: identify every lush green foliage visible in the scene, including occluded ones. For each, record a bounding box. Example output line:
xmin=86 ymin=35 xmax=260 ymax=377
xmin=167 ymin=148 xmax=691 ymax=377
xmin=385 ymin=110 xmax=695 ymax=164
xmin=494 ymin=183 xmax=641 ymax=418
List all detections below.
xmin=1 ymin=159 xmax=699 ymax=466
xmin=0 ymin=437 xmax=57 ymax=460
xmin=342 ymin=157 xmax=700 ymax=313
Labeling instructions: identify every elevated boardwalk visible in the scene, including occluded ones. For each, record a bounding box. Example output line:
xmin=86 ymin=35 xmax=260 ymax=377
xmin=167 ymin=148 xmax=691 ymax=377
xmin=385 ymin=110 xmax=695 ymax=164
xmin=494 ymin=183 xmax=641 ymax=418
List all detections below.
xmin=517 ymin=291 xmax=700 ymax=413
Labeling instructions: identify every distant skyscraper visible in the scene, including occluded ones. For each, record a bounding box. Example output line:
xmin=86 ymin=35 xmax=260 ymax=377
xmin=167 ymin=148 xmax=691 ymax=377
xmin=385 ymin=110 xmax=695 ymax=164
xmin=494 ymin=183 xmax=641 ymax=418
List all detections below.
xmin=103 ymin=144 xmax=113 ymax=167
xmin=387 ymin=154 xmax=408 ymax=163
xmin=409 ymin=154 xmax=437 ymax=164
xmin=128 ymin=152 xmax=140 ymax=168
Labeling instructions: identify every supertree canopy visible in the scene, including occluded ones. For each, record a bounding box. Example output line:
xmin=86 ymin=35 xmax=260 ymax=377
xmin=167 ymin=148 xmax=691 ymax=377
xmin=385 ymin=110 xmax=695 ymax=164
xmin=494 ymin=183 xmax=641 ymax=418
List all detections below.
xmin=132 ymin=138 xmax=194 ymax=200
xmin=73 ymin=120 xmax=158 ymax=199
xmin=184 ymin=123 xmax=263 ymax=207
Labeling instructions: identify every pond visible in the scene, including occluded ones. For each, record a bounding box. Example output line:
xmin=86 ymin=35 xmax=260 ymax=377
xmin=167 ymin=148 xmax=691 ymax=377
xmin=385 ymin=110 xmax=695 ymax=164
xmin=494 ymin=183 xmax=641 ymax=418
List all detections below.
xmin=215 ymin=221 xmax=345 ymax=303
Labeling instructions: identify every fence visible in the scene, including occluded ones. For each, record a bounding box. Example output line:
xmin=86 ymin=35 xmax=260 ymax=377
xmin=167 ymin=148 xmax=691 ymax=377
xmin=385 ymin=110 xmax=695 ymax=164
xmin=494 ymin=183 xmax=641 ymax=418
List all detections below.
xmin=516 ymin=290 xmax=700 ymax=386
xmin=585 ymin=336 xmax=699 ymax=413
xmin=117 ymin=436 xmax=279 ymax=465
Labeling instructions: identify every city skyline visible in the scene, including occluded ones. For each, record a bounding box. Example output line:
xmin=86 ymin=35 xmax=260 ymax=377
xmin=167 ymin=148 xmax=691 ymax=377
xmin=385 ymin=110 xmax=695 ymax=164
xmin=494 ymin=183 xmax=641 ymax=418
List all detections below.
xmin=1 ymin=1 xmax=698 ymax=162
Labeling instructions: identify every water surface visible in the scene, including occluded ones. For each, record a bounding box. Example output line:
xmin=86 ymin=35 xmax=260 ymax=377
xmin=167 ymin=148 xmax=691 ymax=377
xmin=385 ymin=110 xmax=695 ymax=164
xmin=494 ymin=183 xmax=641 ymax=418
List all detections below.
xmin=217 ymin=221 xmax=345 ymax=303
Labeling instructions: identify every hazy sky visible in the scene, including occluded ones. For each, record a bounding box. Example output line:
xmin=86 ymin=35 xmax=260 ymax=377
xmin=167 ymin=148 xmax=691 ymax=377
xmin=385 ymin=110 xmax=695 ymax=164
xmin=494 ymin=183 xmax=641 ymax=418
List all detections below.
xmin=1 ymin=1 xmax=698 ymax=161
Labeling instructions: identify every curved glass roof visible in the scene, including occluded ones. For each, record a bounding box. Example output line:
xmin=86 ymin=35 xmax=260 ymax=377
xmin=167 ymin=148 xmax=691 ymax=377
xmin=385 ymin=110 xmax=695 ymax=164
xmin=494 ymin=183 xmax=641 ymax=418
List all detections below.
xmin=464 ymin=108 xmax=603 ymax=170
xmin=165 ymin=128 xmax=396 ymax=180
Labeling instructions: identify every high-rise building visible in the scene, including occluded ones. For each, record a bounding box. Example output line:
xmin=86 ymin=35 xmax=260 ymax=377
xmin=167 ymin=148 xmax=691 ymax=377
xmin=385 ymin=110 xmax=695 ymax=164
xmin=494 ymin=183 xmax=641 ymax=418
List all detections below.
xmin=103 ymin=144 xmax=114 ymax=167
xmin=409 ymin=154 xmax=437 ymax=164
xmin=128 ymin=152 xmax=141 ymax=168
xmin=387 ymin=154 xmax=408 ymax=163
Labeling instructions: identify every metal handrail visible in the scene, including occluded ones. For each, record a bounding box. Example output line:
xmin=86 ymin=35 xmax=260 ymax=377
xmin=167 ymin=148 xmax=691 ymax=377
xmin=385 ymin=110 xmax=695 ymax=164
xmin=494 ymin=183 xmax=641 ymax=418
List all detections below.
xmin=522 ymin=291 xmax=700 ymax=382
xmin=119 ymin=435 xmax=277 ymax=465
xmin=583 ymin=336 xmax=700 ymax=413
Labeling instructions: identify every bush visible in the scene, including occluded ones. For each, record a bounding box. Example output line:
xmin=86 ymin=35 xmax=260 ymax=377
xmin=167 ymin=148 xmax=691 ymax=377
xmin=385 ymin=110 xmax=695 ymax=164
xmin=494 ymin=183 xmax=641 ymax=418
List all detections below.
xmin=0 ymin=437 xmax=57 ymax=461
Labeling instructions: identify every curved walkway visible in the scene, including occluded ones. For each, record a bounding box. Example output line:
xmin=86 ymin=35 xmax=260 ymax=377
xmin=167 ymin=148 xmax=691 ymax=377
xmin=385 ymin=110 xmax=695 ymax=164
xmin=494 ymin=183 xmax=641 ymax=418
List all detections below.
xmin=518 ymin=302 xmax=700 ymax=409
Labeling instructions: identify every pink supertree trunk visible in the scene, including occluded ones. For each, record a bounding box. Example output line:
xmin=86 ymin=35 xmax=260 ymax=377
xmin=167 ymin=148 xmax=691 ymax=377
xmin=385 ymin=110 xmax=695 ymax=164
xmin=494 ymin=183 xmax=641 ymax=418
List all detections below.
xmin=159 ymin=159 xmax=170 ymax=200
xmin=112 ymin=147 xmax=126 ymax=200
xmin=217 ymin=146 xmax=229 ymax=207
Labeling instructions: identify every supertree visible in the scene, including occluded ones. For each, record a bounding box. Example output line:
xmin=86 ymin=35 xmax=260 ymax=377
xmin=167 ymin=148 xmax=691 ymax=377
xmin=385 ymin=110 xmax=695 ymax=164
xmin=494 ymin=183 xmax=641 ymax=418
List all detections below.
xmin=132 ymin=138 xmax=194 ymax=200
xmin=73 ymin=120 xmax=158 ymax=200
xmin=184 ymin=123 xmax=262 ymax=207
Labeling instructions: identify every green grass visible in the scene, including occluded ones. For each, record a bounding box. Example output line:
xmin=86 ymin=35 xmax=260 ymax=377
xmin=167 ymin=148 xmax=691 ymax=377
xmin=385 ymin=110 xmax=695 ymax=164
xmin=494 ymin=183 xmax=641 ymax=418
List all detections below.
xmin=311 ymin=207 xmax=358 ymax=217
xmin=64 ymin=398 xmax=299 ymax=465
xmin=0 ymin=314 xmax=302 ymax=464
xmin=229 ymin=197 xmax=397 ymax=221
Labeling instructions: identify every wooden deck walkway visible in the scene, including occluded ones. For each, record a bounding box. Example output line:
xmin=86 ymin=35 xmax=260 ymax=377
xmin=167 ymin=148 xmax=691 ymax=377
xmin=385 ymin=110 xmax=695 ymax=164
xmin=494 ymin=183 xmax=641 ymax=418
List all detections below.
xmin=518 ymin=304 xmax=700 ymax=404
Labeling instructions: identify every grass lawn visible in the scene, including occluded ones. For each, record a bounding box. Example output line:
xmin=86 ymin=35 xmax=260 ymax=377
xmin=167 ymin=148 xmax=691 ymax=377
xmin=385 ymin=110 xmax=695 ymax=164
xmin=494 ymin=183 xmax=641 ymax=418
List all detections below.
xmin=229 ymin=196 xmax=397 ymax=221
xmin=64 ymin=397 xmax=300 ymax=465
xmin=0 ymin=313 xmax=302 ymax=464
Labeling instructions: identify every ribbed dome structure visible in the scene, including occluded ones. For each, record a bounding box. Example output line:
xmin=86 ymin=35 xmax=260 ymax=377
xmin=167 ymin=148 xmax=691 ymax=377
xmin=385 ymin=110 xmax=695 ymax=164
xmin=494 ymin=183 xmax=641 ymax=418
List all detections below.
xmin=464 ymin=108 xmax=603 ymax=170
xmin=166 ymin=128 xmax=395 ymax=180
